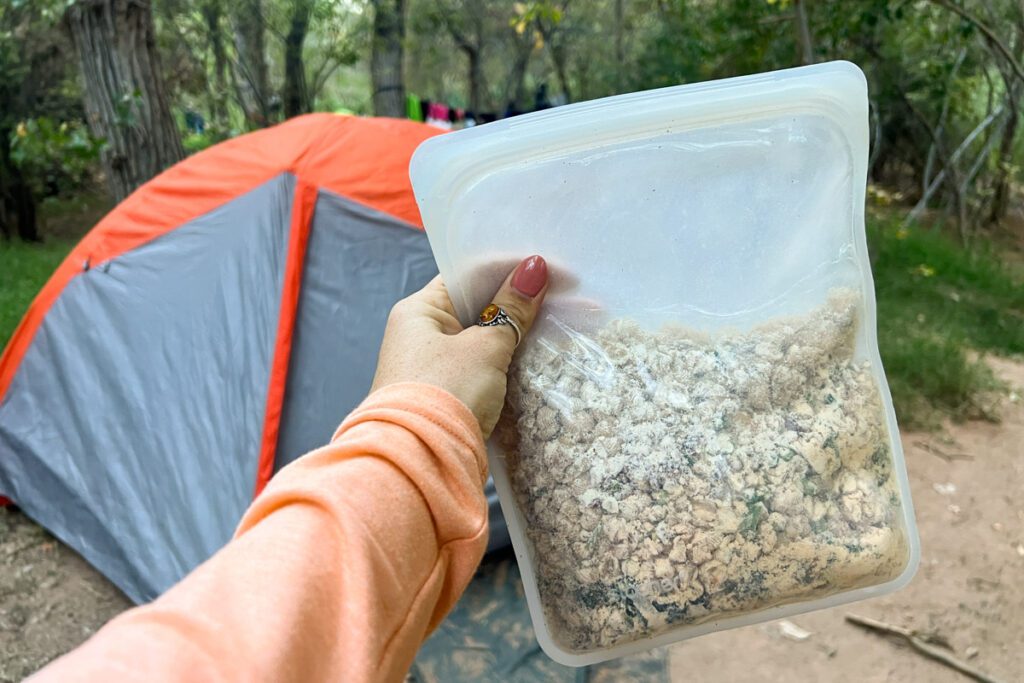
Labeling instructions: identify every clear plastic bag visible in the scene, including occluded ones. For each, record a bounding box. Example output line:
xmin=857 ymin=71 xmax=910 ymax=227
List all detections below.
xmin=497 ymin=289 xmax=908 ymax=653
xmin=410 ymin=61 xmax=919 ymax=666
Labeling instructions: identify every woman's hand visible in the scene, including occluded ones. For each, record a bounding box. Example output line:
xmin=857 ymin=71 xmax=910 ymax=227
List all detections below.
xmin=371 ymin=256 xmax=549 ymax=438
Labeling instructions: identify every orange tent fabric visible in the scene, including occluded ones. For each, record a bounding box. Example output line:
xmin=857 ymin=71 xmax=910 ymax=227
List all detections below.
xmin=0 ymin=115 xmax=439 ymax=405
xmin=0 ymin=115 xmax=442 ymax=499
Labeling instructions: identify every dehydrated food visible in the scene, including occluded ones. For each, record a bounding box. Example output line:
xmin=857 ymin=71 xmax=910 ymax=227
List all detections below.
xmin=497 ymin=290 xmax=909 ymax=652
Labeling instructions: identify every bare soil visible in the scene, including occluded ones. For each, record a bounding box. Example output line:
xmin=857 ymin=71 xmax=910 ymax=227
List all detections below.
xmin=0 ymin=512 xmax=129 ymax=681
xmin=2 ymin=359 xmax=1022 ymax=682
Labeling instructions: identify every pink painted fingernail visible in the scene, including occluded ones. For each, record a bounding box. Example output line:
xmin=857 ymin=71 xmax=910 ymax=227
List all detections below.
xmin=511 ymin=255 xmax=547 ymax=298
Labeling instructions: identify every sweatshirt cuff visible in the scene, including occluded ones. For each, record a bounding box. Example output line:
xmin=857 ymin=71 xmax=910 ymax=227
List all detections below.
xmin=334 ymin=383 xmax=488 ymax=482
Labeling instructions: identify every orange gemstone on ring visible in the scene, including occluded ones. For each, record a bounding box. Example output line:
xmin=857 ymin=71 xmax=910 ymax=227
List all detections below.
xmin=480 ymin=304 xmax=500 ymax=323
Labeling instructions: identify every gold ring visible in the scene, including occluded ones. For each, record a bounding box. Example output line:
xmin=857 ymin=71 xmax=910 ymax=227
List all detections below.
xmin=477 ymin=304 xmax=522 ymax=348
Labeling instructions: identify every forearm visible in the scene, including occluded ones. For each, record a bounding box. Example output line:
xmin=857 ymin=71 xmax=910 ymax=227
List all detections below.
xmin=32 ymin=383 xmax=489 ymax=683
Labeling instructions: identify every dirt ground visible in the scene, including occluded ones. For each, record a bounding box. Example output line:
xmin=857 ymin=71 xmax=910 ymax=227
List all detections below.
xmin=2 ymin=359 xmax=1022 ymax=682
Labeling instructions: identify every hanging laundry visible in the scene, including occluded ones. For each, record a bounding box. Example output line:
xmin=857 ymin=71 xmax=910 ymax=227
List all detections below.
xmin=426 ymin=102 xmax=452 ymax=130
xmin=406 ymin=94 xmax=423 ymax=121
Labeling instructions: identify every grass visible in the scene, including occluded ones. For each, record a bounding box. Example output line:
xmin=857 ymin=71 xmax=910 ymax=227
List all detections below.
xmin=0 ymin=238 xmax=75 ymax=349
xmin=0 ymin=207 xmax=1021 ymax=430
xmin=869 ymin=212 xmax=1024 ymax=428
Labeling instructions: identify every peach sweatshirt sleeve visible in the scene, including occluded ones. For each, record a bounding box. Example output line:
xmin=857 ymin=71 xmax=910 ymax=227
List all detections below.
xmin=31 ymin=383 xmax=489 ymax=683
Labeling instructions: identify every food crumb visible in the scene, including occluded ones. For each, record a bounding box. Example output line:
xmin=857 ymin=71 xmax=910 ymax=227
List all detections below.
xmin=497 ymin=289 xmax=910 ymax=652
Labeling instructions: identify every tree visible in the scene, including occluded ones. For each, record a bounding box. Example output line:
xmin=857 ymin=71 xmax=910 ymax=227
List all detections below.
xmin=613 ymin=0 xmax=623 ymax=91
xmin=0 ymin=7 xmax=44 ymax=241
xmin=65 ymin=0 xmax=184 ymax=203
xmin=535 ymin=1 xmax=573 ymax=102
xmin=433 ymin=0 xmax=488 ymax=114
xmin=792 ymin=0 xmax=814 ymax=65
xmin=370 ymin=0 xmax=405 ymax=117
xmin=200 ymin=0 xmax=230 ymax=127
xmin=282 ymin=0 xmax=313 ymax=118
xmin=989 ymin=74 xmax=1022 ymax=225
xmin=505 ymin=4 xmax=541 ymax=109
xmin=0 ymin=1 xmax=90 ymax=241
xmin=232 ymin=0 xmax=271 ymax=127
xmin=296 ymin=1 xmax=364 ymax=112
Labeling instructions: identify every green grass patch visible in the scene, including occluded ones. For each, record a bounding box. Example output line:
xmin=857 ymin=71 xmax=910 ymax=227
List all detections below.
xmin=0 ymin=238 xmax=75 ymax=348
xmin=869 ymin=213 xmax=1023 ymax=428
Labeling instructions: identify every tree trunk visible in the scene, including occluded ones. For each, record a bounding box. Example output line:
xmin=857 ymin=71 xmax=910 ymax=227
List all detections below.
xmin=793 ymin=0 xmax=814 ymax=65
xmin=202 ymin=1 xmax=229 ymax=128
xmin=988 ymin=94 xmax=1020 ymax=224
xmin=232 ymin=0 xmax=270 ymax=127
xmin=465 ymin=46 xmax=483 ymax=115
xmin=902 ymin=92 xmax=968 ymax=240
xmin=988 ymin=28 xmax=1024 ymax=225
xmin=282 ymin=0 xmax=312 ymax=118
xmin=444 ymin=9 xmax=484 ymax=115
xmin=614 ymin=0 xmax=624 ymax=91
xmin=65 ymin=0 xmax=184 ymax=204
xmin=504 ymin=34 xmax=534 ymax=110
xmin=0 ymin=149 xmax=39 ymax=242
xmin=538 ymin=14 xmax=572 ymax=103
xmin=10 ymin=174 xmax=38 ymax=242
xmin=370 ymin=0 xmax=405 ymax=117
xmin=551 ymin=45 xmax=571 ymax=102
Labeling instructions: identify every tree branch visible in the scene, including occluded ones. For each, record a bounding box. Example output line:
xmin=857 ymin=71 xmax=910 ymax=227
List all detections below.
xmin=846 ymin=614 xmax=1005 ymax=683
xmin=906 ymin=103 xmax=1005 ymax=224
xmin=901 ymin=90 xmax=969 ymax=239
xmin=930 ymin=0 xmax=1024 ymax=84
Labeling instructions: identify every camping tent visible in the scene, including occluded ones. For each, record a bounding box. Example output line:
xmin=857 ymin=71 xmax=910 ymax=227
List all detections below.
xmin=0 ymin=114 xmax=508 ymax=603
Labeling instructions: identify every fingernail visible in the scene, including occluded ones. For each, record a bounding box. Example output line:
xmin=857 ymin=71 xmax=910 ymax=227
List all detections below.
xmin=511 ymin=255 xmax=547 ymax=298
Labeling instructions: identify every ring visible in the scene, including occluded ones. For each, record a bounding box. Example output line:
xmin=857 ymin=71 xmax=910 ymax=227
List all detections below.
xmin=477 ymin=304 xmax=522 ymax=348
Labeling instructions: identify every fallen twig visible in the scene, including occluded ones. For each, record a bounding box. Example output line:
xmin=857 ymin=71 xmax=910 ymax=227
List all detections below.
xmin=913 ymin=441 xmax=974 ymax=462
xmin=845 ymin=613 xmax=1004 ymax=683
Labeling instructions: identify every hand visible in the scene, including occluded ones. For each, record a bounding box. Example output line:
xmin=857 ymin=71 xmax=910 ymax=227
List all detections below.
xmin=371 ymin=256 xmax=549 ymax=438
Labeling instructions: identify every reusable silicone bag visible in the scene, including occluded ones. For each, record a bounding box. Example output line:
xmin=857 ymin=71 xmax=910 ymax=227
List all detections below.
xmin=409 ymin=61 xmax=919 ymax=667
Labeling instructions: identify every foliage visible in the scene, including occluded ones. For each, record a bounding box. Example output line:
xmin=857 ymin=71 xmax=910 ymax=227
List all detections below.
xmin=869 ymin=210 xmax=1023 ymax=427
xmin=401 ymin=0 xmax=1024 ymax=235
xmin=0 ymin=0 xmax=89 ymax=239
xmin=5 ymin=0 xmax=1021 ymax=237
xmin=9 ymin=118 xmax=103 ymax=197
xmin=8 ymin=0 xmax=75 ymax=21
xmin=305 ymin=0 xmax=366 ymax=96
xmin=181 ymin=130 xmax=219 ymax=154
xmin=154 ymin=0 xmax=367 ymax=131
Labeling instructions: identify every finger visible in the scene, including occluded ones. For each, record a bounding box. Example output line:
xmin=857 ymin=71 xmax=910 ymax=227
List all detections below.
xmin=399 ymin=275 xmax=462 ymax=333
xmin=407 ymin=275 xmax=459 ymax=318
xmin=463 ymin=255 xmax=548 ymax=359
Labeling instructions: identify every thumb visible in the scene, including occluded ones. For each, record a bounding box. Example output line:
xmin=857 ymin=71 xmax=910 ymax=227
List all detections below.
xmin=464 ymin=255 xmax=549 ymax=361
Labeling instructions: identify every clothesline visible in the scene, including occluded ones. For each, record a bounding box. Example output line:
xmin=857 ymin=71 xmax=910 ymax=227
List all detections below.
xmin=406 ymin=95 xmax=472 ymax=129
xmin=406 ymin=88 xmax=558 ymax=130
